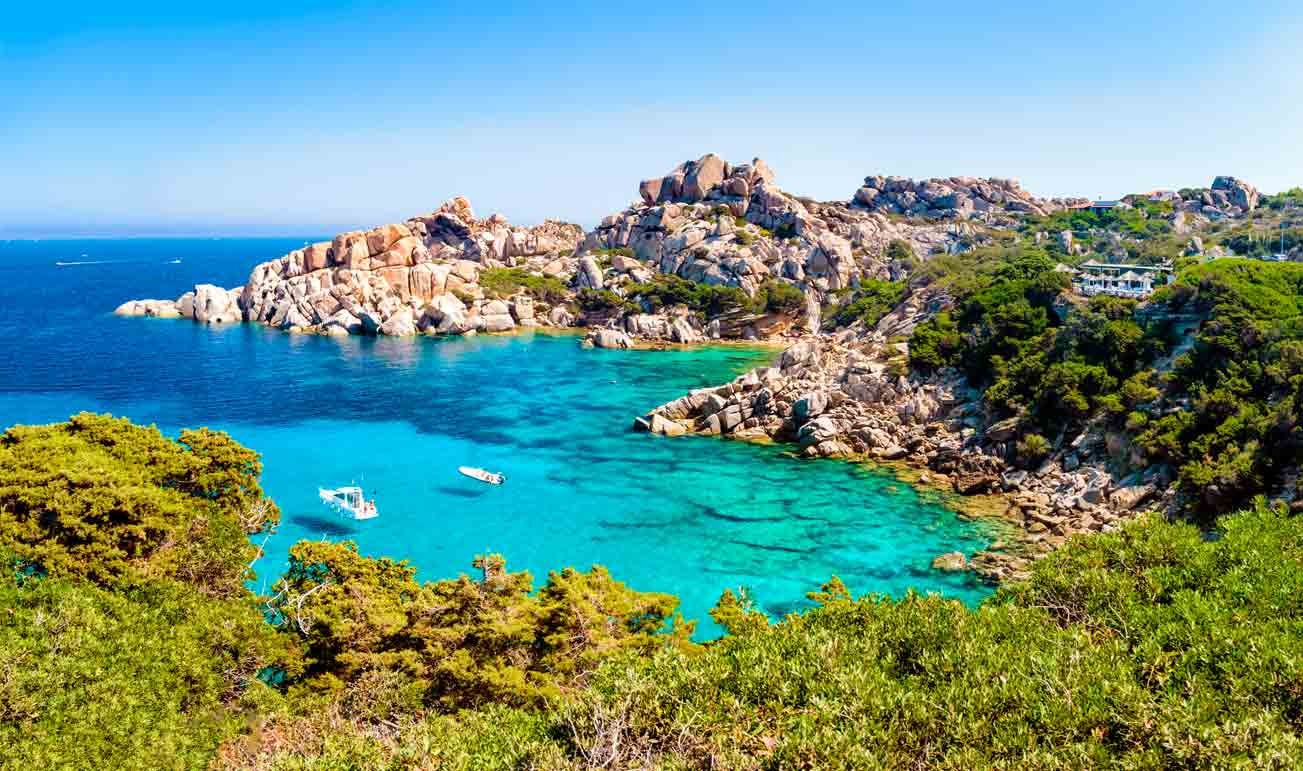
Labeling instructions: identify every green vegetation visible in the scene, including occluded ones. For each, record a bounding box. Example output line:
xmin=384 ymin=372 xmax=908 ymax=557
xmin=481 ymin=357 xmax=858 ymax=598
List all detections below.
xmin=272 ymin=542 xmax=687 ymax=712
xmin=1135 ymin=259 xmax=1303 ymax=516
xmin=478 ymin=267 xmax=569 ymax=305
xmin=885 ymin=238 xmax=915 ymax=267
xmin=0 ymin=413 xmax=277 ymax=596
xmin=624 ymin=274 xmax=750 ymax=317
xmin=590 ymin=247 xmax=634 ymax=258
xmin=908 ymin=245 xmax=1171 ymax=447
xmin=1026 ymin=202 xmax=1172 ymax=243
xmin=4 ymin=414 xmax=1303 ymax=768
xmin=826 ymin=279 xmax=905 ymax=329
xmin=1 ymin=576 xmax=294 ymax=769
xmin=749 ymin=278 xmax=805 ymax=315
xmin=1263 ymin=186 xmax=1303 ymax=210
xmin=1214 ymin=225 xmax=1303 ymax=258
xmin=575 ymin=288 xmax=630 ymax=313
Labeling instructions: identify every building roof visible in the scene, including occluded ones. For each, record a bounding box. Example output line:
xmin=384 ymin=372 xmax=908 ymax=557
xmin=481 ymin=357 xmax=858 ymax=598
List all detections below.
xmin=1090 ymin=200 xmax=1122 ymax=208
xmin=1078 ymin=261 xmax=1170 ymax=274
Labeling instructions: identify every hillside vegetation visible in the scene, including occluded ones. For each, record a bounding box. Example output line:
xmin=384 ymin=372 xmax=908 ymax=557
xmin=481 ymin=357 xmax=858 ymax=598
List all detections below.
xmin=2 ymin=414 xmax=1301 ymax=769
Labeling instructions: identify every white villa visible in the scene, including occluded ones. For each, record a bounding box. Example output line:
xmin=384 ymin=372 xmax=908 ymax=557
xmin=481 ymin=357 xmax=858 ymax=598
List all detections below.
xmin=1061 ymin=261 xmax=1172 ymax=299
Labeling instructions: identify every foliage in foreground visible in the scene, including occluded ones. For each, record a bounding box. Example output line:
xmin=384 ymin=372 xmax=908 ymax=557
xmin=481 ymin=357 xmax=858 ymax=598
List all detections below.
xmin=232 ymin=503 xmax=1303 ymax=770
xmin=269 ymin=542 xmax=688 ymax=712
xmin=0 ymin=413 xmax=278 ymax=596
xmin=0 ymin=574 xmax=295 ymax=771
xmin=4 ymin=415 xmax=1303 ymax=770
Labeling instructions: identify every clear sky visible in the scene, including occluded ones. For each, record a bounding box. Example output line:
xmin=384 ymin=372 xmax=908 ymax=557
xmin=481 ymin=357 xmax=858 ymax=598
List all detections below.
xmin=4 ymin=1 xmax=1303 ymax=236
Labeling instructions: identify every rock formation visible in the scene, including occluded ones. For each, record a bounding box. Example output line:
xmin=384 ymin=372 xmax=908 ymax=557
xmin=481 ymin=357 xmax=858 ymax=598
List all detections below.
xmin=119 ymin=155 xmax=986 ymax=344
xmin=118 ymin=198 xmax=586 ymax=337
xmin=590 ymin=155 xmax=975 ymax=302
xmin=850 ymin=175 xmax=1067 ymax=220
xmin=636 ymin=325 xmax=1169 ymax=582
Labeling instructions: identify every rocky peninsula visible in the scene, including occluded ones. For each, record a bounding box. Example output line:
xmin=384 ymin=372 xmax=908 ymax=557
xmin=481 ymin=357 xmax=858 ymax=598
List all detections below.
xmin=117 ymin=155 xmax=1285 ymax=581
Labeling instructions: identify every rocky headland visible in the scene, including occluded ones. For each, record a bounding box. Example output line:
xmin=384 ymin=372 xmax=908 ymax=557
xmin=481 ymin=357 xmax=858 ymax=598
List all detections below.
xmin=117 ymin=156 xmax=1284 ymax=582
xmin=635 ymin=327 xmax=1169 ymax=582
xmin=117 ymin=154 xmax=986 ymax=346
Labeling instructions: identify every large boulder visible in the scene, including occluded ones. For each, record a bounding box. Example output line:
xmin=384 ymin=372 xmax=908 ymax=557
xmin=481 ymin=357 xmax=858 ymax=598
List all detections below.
xmin=191 ymin=284 xmax=242 ymax=324
xmin=586 ymin=328 xmax=634 ymax=349
xmin=1211 ymin=176 xmax=1259 ymax=212
xmin=576 ymin=256 xmax=605 ymax=290
xmin=114 ymin=299 xmax=180 ymax=318
xmin=423 ymin=295 xmax=471 ymax=335
xmin=377 ymin=306 xmax=417 ymax=337
xmin=479 ymin=299 xmax=516 ymax=333
xmin=639 ymin=177 xmax=664 ymax=206
xmin=303 ymin=242 xmax=332 ymax=271
xmin=682 ymin=153 xmax=727 ymax=202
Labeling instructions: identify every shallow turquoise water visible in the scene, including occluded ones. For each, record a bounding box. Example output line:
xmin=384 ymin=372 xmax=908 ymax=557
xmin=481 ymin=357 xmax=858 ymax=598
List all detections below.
xmin=0 ymin=238 xmax=994 ymax=634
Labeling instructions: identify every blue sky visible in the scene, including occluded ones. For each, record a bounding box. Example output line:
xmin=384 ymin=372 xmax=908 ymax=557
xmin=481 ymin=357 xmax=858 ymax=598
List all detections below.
xmin=4 ymin=1 xmax=1303 ymax=235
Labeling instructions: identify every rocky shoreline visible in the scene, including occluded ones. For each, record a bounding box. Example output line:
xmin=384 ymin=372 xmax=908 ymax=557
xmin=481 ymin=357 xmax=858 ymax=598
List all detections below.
xmin=635 ymin=332 xmax=1169 ymax=582
xmin=115 ymin=155 xmax=1265 ymax=584
xmin=116 ymin=154 xmax=1002 ymax=348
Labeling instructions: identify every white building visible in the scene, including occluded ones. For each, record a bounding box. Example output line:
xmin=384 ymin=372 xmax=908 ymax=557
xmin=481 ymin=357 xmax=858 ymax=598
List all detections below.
xmin=1072 ymin=261 xmax=1170 ymax=299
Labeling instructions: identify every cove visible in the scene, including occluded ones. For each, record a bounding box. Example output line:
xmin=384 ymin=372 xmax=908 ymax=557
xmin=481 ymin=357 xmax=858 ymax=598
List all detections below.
xmin=0 ymin=238 xmax=994 ymax=634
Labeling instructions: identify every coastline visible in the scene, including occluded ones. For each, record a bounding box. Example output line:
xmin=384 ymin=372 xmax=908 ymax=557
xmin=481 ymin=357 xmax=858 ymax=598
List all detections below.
xmin=637 ymin=335 xmax=1166 ymax=583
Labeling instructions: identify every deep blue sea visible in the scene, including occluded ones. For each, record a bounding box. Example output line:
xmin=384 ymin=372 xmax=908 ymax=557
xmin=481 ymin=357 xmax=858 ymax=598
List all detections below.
xmin=0 ymin=238 xmax=994 ymax=634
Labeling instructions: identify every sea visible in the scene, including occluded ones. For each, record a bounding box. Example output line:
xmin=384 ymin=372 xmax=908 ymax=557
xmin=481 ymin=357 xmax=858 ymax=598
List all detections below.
xmin=0 ymin=237 xmax=995 ymax=635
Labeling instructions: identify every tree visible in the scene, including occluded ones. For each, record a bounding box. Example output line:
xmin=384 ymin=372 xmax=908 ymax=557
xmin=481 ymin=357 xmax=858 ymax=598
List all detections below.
xmin=0 ymin=413 xmax=278 ymax=596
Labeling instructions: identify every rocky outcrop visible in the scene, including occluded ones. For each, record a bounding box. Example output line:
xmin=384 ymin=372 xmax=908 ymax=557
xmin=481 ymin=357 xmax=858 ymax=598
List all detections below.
xmin=115 ymin=285 xmax=243 ymax=323
xmin=585 ymin=328 xmax=634 ymax=349
xmin=591 ymin=157 xmax=977 ymax=305
xmin=1172 ymin=176 xmax=1262 ymax=220
xmin=119 ymin=198 xmax=585 ymax=338
xmin=636 ymin=334 xmax=1169 ymax=582
xmin=851 ymin=175 xmax=1068 ymax=220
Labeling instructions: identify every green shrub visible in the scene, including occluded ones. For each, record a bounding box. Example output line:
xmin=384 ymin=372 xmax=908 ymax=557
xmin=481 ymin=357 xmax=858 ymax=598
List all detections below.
xmin=750 ymin=279 xmax=805 ymax=315
xmin=624 ymin=275 xmax=749 ymax=317
xmin=826 ymin=279 xmax=905 ymax=329
xmin=1015 ymin=433 xmax=1051 ymax=465
xmin=0 ymin=413 xmax=277 ymax=596
xmin=576 ymin=288 xmax=630 ymax=313
xmin=478 ymin=267 xmax=569 ymax=305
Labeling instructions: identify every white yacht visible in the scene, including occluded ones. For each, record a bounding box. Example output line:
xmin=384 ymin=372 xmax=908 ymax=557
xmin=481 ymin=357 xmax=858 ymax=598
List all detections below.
xmin=458 ymin=466 xmax=506 ymax=485
xmin=318 ymin=485 xmax=379 ymax=519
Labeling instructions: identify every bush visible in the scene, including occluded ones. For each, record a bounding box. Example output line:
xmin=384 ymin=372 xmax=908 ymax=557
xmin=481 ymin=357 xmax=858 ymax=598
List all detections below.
xmin=591 ymin=247 xmax=634 ymax=258
xmin=624 ymin=275 xmax=749 ymax=317
xmin=0 ymin=413 xmax=278 ymax=596
xmin=1 ymin=576 xmax=295 ymax=770
xmin=575 ymin=288 xmax=630 ymax=313
xmin=885 ymin=239 xmax=914 ymax=265
xmin=750 ymin=279 xmax=805 ymax=315
xmin=826 ymin=279 xmax=905 ymax=329
xmin=269 ymin=545 xmax=687 ymax=710
xmin=478 ymin=268 xmax=568 ymax=305
xmin=1015 ymin=433 xmax=1051 ymax=465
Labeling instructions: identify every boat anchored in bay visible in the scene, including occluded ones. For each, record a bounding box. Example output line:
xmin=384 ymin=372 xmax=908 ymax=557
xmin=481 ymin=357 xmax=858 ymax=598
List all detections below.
xmin=459 ymin=466 xmax=506 ymax=485
xmin=319 ymin=485 xmax=379 ymax=519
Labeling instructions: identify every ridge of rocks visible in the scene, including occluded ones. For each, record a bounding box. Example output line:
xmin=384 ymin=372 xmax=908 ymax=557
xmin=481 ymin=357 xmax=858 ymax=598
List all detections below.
xmin=636 ymin=331 xmax=1168 ymax=582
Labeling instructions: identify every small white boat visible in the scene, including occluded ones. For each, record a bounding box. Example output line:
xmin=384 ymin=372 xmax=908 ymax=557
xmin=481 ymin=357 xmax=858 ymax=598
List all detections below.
xmin=319 ymin=485 xmax=379 ymax=520
xmin=458 ymin=466 xmax=506 ymax=485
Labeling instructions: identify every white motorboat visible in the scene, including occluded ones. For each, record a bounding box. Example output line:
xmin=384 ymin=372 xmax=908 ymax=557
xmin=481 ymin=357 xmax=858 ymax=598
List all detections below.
xmin=458 ymin=466 xmax=506 ymax=485
xmin=319 ymin=485 xmax=379 ymax=520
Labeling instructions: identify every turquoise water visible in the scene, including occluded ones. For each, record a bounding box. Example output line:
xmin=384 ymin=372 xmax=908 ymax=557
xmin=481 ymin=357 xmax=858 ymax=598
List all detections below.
xmin=0 ymin=238 xmax=994 ymax=634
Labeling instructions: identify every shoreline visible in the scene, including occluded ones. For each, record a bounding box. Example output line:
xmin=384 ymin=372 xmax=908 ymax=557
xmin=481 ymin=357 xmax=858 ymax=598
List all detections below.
xmin=638 ymin=335 xmax=1163 ymax=583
